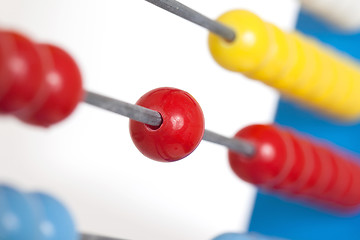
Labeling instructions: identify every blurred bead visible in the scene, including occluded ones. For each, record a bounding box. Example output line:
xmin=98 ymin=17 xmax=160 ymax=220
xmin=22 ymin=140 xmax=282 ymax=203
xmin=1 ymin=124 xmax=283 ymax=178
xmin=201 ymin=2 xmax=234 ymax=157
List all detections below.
xmin=212 ymin=232 xmax=287 ymax=240
xmin=0 ymin=185 xmax=38 ymax=239
xmin=0 ymin=31 xmax=44 ymax=113
xmin=16 ymin=44 xmax=83 ymax=127
xmin=228 ymin=125 xmax=292 ymax=186
xmin=28 ymin=192 xmax=78 ymax=240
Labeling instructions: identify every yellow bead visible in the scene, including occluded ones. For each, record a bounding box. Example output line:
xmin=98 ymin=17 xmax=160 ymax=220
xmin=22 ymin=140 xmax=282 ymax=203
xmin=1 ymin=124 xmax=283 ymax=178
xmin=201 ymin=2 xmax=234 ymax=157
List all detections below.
xmin=302 ymin=42 xmax=332 ymax=103
xmin=332 ymin=67 xmax=355 ymax=111
xmin=208 ymin=10 xmax=273 ymax=73
xmin=336 ymin=66 xmax=360 ymax=119
xmin=270 ymin=33 xmax=310 ymax=93
xmin=247 ymin=24 xmax=292 ymax=83
xmin=308 ymin=56 xmax=338 ymax=107
xmin=317 ymin=62 xmax=350 ymax=114
xmin=286 ymin=33 xmax=318 ymax=97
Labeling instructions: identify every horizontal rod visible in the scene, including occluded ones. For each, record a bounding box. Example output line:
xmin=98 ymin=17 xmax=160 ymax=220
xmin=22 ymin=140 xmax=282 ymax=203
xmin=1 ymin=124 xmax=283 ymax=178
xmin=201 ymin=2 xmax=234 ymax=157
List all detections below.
xmin=144 ymin=0 xmax=236 ymax=42
xmin=84 ymin=91 xmax=162 ymax=127
xmin=83 ymin=90 xmax=254 ymax=157
xmin=81 ymin=233 xmax=124 ymax=240
xmin=203 ymin=129 xmax=255 ymax=157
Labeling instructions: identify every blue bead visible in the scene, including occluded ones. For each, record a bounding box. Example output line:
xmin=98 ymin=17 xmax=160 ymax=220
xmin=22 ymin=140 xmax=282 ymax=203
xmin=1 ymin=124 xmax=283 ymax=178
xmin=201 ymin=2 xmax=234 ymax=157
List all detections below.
xmin=0 ymin=185 xmax=38 ymax=240
xmin=28 ymin=192 xmax=78 ymax=240
xmin=212 ymin=233 xmax=285 ymax=240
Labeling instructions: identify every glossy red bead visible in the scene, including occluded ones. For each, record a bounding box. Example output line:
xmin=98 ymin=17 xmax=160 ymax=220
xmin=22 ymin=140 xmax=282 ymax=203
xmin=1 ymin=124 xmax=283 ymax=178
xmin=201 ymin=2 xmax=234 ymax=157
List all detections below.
xmin=129 ymin=87 xmax=205 ymax=162
xmin=318 ymin=149 xmax=338 ymax=201
xmin=326 ymin=153 xmax=352 ymax=204
xmin=294 ymin=139 xmax=322 ymax=195
xmin=228 ymin=124 xmax=293 ymax=186
xmin=307 ymin=145 xmax=336 ymax=199
xmin=343 ymin=160 xmax=360 ymax=207
xmin=15 ymin=44 xmax=83 ymax=127
xmin=0 ymin=31 xmax=44 ymax=113
xmin=271 ymin=130 xmax=305 ymax=191
xmin=285 ymin=134 xmax=315 ymax=195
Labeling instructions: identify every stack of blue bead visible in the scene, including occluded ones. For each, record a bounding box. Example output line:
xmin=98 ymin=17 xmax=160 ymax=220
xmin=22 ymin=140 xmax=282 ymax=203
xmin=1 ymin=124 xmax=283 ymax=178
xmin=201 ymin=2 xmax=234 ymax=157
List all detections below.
xmin=0 ymin=185 xmax=77 ymax=240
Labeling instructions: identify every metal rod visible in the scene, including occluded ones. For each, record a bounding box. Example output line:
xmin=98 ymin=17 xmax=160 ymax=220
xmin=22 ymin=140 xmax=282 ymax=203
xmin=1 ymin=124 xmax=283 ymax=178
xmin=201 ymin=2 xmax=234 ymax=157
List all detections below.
xmin=81 ymin=233 xmax=125 ymax=240
xmin=83 ymin=90 xmax=255 ymax=156
xmin=203 ymin=129 xmax=255 ymax=157
xmin=84 ymin=91 xmax=163 ymax=127
xmin=144 ymin=0 xmax=236 ymax=42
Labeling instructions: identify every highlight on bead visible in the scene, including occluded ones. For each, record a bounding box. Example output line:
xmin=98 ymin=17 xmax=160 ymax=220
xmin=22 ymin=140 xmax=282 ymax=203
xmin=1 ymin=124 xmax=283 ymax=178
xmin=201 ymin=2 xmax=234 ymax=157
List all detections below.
xmin=208 ymin=10 xmax=360 ymax=121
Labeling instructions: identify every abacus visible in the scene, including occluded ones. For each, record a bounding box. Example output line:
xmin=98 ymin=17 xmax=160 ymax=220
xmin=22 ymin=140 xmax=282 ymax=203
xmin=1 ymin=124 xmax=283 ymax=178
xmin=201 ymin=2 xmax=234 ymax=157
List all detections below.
xmin=1 ymin=0 xmax=360 ymax=239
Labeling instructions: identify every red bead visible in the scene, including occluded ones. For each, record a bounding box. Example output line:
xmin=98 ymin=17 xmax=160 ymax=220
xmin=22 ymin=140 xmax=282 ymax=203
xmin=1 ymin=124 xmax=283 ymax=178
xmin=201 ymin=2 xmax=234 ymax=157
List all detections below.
xmin=129 ymin=87 xmax=205 ymax=162
xmin=0 ymin=31 xmax=44 ymax=113
xmin=319 ymin=149 xmax=338 ymax=201
xmin=294 ymin=139 xmax=322 ymax=194
xmin=343 ymin=160 xmax=360 ymax=207
xmin=307 ymin=145 xmax=336 ymax=199
xmin=332 ymin=155 xmax=356 ymax=206
xmin=271 ymin=130 xmax=305 ymax=191
xmin=228 ymin=124 xmax=293 ymax=186
xmin=15 ymin=44 xmax=83 ymax=127
xmin=326 ymin=153 xmax=352 ymax=204
xmin=285 ymin=134 xmax=315 ymax=195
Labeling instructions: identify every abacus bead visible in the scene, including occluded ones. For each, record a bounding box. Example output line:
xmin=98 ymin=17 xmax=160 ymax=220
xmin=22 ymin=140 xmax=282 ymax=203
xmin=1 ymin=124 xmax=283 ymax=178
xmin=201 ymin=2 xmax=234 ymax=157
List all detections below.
xmin=327 ymin=153 xmax=352 ymax=204
xmin=271 ymin=130 xmax=305 ymax=191
xmin=307 ymin=145 xmax=335 ymax=198
xmin=294 ymin=140 xmax=322 ymax=195
xmin=228 ymin=125 xmax=291 ymax=186
xmin=129 ymin=87 xmax=205 ymax=162
xmin=208 ymin=10 xmax=272 ymax=73
xmin=0 ymin=31 xmax=44 ymax=113
xmin=28 ymin=192 xmax=78 ymax=240
xmin=16 ymin=44 xmax=84 ymax=127
xmin=319 ymin=148 xmax=338 ymax=201
xmin=212 ymin=233 xmax=279 ymax=240
xmin=247 ymin=23 xmax=292 ymax=83
xmin=332 ymin=156 xmax=354 ymax=205
xmin=272 ymin=33 xmax=309 ymax=92
xmin=0 ymin=185 xmax=38 ymax=239
xmin=344 ymin=161 xmax=360 ymax=207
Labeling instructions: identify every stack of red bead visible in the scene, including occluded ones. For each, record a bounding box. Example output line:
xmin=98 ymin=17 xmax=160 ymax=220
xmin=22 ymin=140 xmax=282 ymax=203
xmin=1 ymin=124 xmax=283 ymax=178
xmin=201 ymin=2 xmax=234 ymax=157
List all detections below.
xmin=228 ymin=124 xmax=360 ymax=212
xmin=0 ymin=31 xmax=83 ymax=127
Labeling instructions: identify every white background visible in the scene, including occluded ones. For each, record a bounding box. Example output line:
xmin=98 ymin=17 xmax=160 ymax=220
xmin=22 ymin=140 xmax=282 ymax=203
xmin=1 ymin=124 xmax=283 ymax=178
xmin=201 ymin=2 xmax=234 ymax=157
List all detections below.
xmin=0 ymin=1 xmax=298 ymax=239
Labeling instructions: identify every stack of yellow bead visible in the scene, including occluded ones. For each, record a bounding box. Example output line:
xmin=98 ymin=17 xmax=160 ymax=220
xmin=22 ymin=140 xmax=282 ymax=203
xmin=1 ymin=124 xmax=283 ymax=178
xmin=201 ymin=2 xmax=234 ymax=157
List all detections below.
xmin=208 ymin=10 xmax=360 ymax=121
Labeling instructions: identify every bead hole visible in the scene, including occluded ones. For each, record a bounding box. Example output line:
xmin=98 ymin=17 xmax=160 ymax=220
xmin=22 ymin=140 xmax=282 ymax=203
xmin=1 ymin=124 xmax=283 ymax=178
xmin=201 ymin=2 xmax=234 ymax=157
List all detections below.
xmin=145 ymin=113 xmax=163 ymax=131
xmin=146 ymin=123 xmax=161 ymax=130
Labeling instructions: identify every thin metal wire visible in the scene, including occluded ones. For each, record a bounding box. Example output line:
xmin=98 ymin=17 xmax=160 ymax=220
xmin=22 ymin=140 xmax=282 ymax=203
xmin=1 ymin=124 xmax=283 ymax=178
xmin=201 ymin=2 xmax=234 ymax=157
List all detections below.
xmin=203 ymin=130 xmax=255 ymax=157
xmin=83 ymin=91 xmax=255 ymax=157
xmin=84 ymin=91 xmax=162 ymax=127
xmin=81 ymin=233 xmax=125 ymax=240
xmin=144 ymin=0 xmax=236 ymax=42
